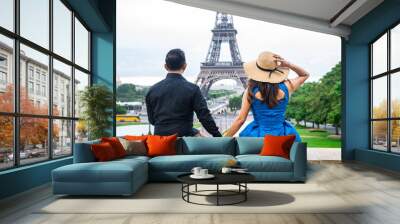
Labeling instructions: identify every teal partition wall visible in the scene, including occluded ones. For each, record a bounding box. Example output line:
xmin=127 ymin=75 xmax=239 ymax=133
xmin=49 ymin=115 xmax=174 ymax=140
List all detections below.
xmin=92 ymin=32 xmax=116 ymax=135
xmin=343 ymin=0 xmax=400 ymax=171
xmin=69 ymin=0 xmax=116 ymax=135
xmin=0 ymin=0 xmax=116 ymax=200
xmin=91 ymin=0 xmax=117 ymax=136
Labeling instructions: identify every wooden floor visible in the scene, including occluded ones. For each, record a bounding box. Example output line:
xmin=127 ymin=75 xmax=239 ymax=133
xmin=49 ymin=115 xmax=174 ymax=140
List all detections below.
xmin=1 ymin=162 xmax=400 ymax=224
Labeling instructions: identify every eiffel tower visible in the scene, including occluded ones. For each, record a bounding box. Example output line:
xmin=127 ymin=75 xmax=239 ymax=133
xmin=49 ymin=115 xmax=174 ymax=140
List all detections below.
xmin=195 ymin=12 xmax=247 ymax=97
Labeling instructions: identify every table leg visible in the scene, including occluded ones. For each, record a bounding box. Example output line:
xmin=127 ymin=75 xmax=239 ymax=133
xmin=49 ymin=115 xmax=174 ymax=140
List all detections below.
xmin=245 ymin=183 xmax=247 ymax=201
xmin=181 ymin=184 xmax=183 ymax=199
xmin=217 ymin=184 xmax=219 ymax=206
xmin=195 ymin=184 xmax=198 ymax=192
xmin=187 ymin=184 xmax=190 ymax=202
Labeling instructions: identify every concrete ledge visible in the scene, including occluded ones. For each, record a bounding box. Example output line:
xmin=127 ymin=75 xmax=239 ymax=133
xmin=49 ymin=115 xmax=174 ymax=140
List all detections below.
xmin=355 ymin=148 xmax=400 ymax=172
xmin=308 ymin=148 xmax=341 ymax=161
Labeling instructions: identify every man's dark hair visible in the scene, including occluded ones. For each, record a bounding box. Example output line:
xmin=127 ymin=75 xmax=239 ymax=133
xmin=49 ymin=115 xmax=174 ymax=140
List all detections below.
xmin=165 ymin=48 xmax=186 ymax=70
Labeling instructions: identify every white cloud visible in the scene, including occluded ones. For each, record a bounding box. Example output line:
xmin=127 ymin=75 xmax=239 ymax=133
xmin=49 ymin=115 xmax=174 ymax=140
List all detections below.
xmin=117 ymin=0 xmax=341 ymax=85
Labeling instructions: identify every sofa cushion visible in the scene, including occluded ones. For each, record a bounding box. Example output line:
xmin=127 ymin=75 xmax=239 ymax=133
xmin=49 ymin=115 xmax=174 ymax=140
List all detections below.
xmin=118 ymin=138 xmax=147 ymax=156
xmin=53 ymin=159 xmax=147 ymax=183
xmin=260 ymin=135 xmax=296 ymax=159
xmin=115 ymin=155 xmax=150 ymax=163
xmin=149 ymin=154 xmax=235 ymax=172
xmin=236 ymin=155 xmax=293 ymax=172
xmin=178 ymin=137 xmax=235 ymax=155
xmin=236 ymin=137 xmax=263 ymax=155
xmin=147 ymin=134 xmax=177 ymax=157
xmin=101 ymin=137 xmax=127 ymax=158
xmin=124 ymin=135 xmax=148 ymax=141
xmin=73 ymin=139 xmax=100 ymax=163
xmin=91 ymin=142 xmax=118 ymax=161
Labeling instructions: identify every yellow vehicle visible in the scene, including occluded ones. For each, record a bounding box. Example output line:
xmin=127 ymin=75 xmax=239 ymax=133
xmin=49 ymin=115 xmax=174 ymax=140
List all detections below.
xmin=116 ymin=115 xmax=141 ymax=123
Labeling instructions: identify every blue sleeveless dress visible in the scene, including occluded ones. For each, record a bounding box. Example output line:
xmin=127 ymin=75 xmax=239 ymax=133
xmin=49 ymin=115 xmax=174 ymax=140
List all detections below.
xmin=239 ymin=82 xmax=301 ymax=142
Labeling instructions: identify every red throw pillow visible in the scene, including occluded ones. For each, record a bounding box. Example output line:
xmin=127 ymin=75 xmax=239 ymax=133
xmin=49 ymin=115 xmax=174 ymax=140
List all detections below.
xmin=146 ymin=134 xmax=177 ymax=157
xmin=124 ymin=135 xmax=148 ymax=141
xmin=101 ymin=137 xmax=127 ymax=158
xmin=91 ymin=142 xmax=117 ymax=162
xmin=260 ymin=135 xmax=296 ymax=159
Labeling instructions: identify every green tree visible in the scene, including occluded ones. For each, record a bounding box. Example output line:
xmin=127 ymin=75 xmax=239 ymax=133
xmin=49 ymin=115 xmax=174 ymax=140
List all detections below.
xmin=117 ymin=83 xmax=149 ymax=102
xmin=116 ymin=104 xmax=127 ymax=115
xmin=208 ymin=89 xmax=235 ymax=99
xmin=287 ymin=82 xmax=316 ymax=126
xmin=80 ymin=84 xmax=113 ymax=139
xmin=287 ymin=63 xmax=341 ymax=134
xmin=323 ymin=63 xmax=341 ymax=134
xmin=308 ymin=82 xmax=329 ymax=128
xmin=229 ymin=95 xmax=242 ymax=112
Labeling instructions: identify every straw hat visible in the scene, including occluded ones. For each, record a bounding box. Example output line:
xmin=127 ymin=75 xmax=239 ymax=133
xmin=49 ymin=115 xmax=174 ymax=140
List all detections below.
xmin=243 ymin=51 xmax=289 ymax=83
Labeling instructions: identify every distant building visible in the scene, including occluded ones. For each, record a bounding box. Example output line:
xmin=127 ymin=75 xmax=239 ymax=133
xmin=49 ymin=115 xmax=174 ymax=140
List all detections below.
xmin=0 ymin=42 xmax=79 ymax=117
xmin=0 ymin=41 xmax=80 ymax=145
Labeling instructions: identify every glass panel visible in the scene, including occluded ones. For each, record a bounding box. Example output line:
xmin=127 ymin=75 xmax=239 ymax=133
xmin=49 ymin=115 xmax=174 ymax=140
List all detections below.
xmin=53 ymin=59 xmax=72 ymax=117
xmin=372 ymin=33 xmax=387 ymax=76
xmin=0 ymin=116 xmax=13 ymax=170
xmin=53 ymin=0 xmax=72 ymax=60
xmin=391 ymin=72 xmax=400 ymax=118
xmin=20 ymin=117 xmax=49 ymax=165
xmin=391 ymin=120 xmax=400 ymax=153
xmin=75 ymin=120 xmax=88 ymax=143
xmin=0 ymin=0 xmax=14 ymax=31
xmin=20 ymin=44 xmax=49 ymax=115
xmin=392 ymin=24 xmax=400 ymax=70
xmin=0 ymin=34 xmax=14 ymax=112
xmin=20 ymin=0 xmax=49 ymax=48
xmin=74 ymin=18 xmax=89 ymax=69
xmin=372 ymin=121 xmax=388 ymax=151
xmin=74 ymin=69 xmax=89 ymax=118
xmin=53 ymin=119 xmax=72 ymax=157
xmin=372 ymin=77 xmax=387 ymax=119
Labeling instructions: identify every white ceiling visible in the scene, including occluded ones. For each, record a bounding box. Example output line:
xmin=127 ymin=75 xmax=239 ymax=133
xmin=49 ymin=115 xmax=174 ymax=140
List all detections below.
xmin=165 ymin=0 xmax=384 ymax=37
xmin=226 ymin=0 xmax=352 ymax=22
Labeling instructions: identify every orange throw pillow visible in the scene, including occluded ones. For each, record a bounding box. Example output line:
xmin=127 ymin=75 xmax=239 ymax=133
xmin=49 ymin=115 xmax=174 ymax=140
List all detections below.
xmin=101 ymin=137 xmax=127 ymax=158
xmin=91 ymin=142 xmax=117 ymax=162
xmin=260 ymin=135 xmax=296 ymax=159
xmin=124 ymin=135 xmax=148 ymax=141
xmin=146 ymin=134 xmax=177 ymax=157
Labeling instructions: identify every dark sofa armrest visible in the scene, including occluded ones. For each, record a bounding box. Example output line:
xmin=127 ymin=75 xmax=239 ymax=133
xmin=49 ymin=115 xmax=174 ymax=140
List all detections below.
xmin=73 ymin=140 xmax=100 ymax=163
xmin=289 ymin=142 xmax=307 ymax=181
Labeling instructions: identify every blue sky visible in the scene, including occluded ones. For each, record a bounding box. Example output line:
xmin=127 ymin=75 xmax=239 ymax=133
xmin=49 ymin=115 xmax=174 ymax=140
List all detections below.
xmin=117 ymin=0 xmax=341 ymax=86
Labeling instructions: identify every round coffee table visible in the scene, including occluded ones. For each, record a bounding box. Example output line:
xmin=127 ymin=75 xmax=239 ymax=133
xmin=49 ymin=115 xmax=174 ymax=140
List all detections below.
xmin=177 ymin=173 xmax=255 ymax=206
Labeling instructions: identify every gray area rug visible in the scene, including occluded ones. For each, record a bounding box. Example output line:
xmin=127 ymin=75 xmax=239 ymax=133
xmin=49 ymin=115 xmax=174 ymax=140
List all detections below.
xmin=38 ymin=183 xmax=362 ymax=214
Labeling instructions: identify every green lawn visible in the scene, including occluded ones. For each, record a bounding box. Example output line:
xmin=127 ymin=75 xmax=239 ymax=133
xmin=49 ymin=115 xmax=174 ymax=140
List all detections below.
xmin=296 ymin=126 xmax=341 ymax=148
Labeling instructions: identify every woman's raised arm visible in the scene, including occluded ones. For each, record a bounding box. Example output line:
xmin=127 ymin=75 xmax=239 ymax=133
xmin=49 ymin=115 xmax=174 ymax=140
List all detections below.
xmin=274 ymin=56 xmax=309 ymax=94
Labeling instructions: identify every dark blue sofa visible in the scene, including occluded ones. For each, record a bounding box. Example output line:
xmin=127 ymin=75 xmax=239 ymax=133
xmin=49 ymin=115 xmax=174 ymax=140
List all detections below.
xmin=52 ymin=137 xmax=307 ymax=196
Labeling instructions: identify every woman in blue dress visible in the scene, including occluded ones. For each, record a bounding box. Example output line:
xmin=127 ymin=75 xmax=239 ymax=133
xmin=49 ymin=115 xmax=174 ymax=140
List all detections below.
xmin=223 ymin=51 xmax=309 ymax=142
